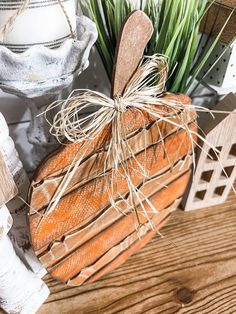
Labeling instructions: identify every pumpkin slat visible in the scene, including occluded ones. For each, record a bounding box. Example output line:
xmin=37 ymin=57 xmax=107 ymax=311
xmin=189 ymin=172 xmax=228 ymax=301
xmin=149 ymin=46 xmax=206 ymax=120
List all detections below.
xmin=30 ymin=108 xmax=196 ymax=211
xmin=29 ymin=122 xmax=197 ymax=252
xmin=68 ymin=199 xmax=181 ymax=286
xmin=49 ymin=170 xmax=191 ymax=283
xmin=32 ymin=93 xmax=192 ymax=182
xmin=86 ymin=213 xmax=171 ymax=285
xmin=38 ymin=156 xmax=192 ymax=268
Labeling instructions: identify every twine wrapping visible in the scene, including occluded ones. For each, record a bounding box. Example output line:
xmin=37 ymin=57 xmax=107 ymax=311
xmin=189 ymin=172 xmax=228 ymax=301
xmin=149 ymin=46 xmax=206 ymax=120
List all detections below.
xmin=41 ymin=54 xmax=233 ymax=230
xmin=0 ymin=0 xmax=30 ymax=42
xmin=0 ymin=0 xmax=75 ymax=43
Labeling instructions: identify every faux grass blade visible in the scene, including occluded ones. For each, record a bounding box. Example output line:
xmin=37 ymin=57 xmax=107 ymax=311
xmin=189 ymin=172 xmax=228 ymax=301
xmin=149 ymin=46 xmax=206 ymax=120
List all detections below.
xmin=190 ymin=38 xmax=235 ymax=96
xmin=84 ymin=0 xmax=232 ymax=93
xmin=185 ymin=8 xmax=235 ymax=92
xmin=89 ymin=0 xmax=113 ymax=78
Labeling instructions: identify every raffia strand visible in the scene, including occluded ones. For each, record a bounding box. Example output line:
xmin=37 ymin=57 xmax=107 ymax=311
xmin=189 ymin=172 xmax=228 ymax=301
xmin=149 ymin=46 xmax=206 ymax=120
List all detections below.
xmin=38 ymin=54 xmax=235 ymax=233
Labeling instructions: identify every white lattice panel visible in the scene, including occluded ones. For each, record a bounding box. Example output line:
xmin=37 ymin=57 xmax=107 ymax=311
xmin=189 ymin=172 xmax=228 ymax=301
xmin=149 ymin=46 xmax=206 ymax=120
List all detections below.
xmin=183 ymin=93 xmax=236 ymax=211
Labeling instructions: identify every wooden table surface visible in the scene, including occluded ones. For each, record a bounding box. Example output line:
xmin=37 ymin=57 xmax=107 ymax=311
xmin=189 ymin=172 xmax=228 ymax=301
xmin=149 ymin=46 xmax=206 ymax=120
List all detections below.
xmin=36 ymin=189 xmax=236 ymax=314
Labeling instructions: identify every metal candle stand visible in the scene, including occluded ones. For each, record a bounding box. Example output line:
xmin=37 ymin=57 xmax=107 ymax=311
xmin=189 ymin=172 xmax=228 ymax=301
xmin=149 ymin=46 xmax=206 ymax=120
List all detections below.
xmin=0 ymin=15 xmax=97 ymax=167
xmin=0 ymin=15 xmax=97 ymax=313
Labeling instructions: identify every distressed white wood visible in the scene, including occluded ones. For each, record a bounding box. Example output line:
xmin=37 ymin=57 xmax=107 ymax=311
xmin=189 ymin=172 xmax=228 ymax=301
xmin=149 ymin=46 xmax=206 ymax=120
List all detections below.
xmin=0 ymin=112 xmax=46 ymax=277
xmin=182 ymin=93 xmax=236 ymax=211
xmin=0 ymin=113 xmax=23 ymax=179
xmin=0 ymin=115 xmax=49 ymax=313
xmin=0 ymin=205 xmax=12 ymax=240
xmin=0 ymin=184 xmax=49 ymax=314
xmin=0 ymin=150 xmax=18 ymax=207
xmin=0 ymin=235 xmax=49 ymax=314
xmin=0 ymin=113 xmax=49 ymax=313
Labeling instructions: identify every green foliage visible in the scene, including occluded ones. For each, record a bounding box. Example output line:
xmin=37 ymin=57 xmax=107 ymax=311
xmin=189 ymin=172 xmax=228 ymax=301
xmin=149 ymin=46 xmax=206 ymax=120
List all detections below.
xmin=83 ymin=0 xmax=232 ymax=93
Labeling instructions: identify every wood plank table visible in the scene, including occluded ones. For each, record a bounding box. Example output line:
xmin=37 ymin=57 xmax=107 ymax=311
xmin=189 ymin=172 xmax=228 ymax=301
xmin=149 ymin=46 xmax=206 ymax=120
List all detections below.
xmin=36 ymin=189 xmax=236 ymax=314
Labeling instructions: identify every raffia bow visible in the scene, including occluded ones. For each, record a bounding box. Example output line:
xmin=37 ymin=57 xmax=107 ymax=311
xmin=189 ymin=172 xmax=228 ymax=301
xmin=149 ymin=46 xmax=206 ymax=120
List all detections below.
xmin=46 ymin=55 xmax=195 ymax=142
xmin=41 ymin=54 xmax=224 ymax=231
xmin=40 ymin=55 xmax=196 ymax=230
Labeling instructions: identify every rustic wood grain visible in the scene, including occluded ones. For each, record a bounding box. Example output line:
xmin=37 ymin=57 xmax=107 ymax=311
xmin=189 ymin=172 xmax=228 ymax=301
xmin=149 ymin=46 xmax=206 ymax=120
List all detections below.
xmin=0 ymin=151 xmax=18 ymax=207
xmin=29 ymin=187 xmax=236 ymax=314
xmin=200 ymin=0 xmax=236 ymax=44
xmin=182 ymin=93 xmax=236 ymax=211
xmin=111 ymin=10 xmax=153 ymax=97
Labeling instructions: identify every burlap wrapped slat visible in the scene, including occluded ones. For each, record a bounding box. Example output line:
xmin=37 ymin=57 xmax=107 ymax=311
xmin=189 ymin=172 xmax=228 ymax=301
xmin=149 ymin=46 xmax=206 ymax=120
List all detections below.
xmin=86 ymin=197 xmax=181 ymax=285
xmin=29 ymin=118 xmax=196 ymax=252
xmin=39 ymin=156 xmax=192 ymax=269
xmin=30 ymin=98 xmax=196 ymax=211
xmin=32 ymin=93 xmax=191 ymax=182
xmin=49 ymin=170 xmax=191 ymax=284
xmin=70 ymin=200 xmax=180 ymax=286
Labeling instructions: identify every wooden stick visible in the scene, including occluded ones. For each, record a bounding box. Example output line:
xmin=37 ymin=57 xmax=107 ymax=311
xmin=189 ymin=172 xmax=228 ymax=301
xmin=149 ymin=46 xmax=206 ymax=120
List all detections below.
xmin=111 ymin=10 xmax=153 ymax=97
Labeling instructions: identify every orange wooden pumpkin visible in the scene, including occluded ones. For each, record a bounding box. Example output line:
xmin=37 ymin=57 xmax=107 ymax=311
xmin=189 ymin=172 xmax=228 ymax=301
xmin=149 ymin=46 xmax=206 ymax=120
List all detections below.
xmin=28 ymin=11 xmax=197 ymax=286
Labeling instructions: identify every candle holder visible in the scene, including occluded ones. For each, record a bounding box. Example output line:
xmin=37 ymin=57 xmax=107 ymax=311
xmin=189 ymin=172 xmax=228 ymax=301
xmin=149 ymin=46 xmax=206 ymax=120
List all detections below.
xmin=0 ymin=15 xmax=97 ymax=167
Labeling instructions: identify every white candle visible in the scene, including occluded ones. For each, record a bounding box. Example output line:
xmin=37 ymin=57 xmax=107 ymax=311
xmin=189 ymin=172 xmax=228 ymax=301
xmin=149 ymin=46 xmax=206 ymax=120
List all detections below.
xmin=0 ymin=0 xmax=76 ymax=52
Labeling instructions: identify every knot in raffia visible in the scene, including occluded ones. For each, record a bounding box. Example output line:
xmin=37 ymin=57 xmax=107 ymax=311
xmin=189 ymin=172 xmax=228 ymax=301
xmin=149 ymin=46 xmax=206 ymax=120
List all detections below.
xmin=113 ymin=96 xmax=127 ymax=113
xmin=41 ymin=54 xmax=201 ymax=225
xmin=44 ymin=54 xmax=171 ymax=143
